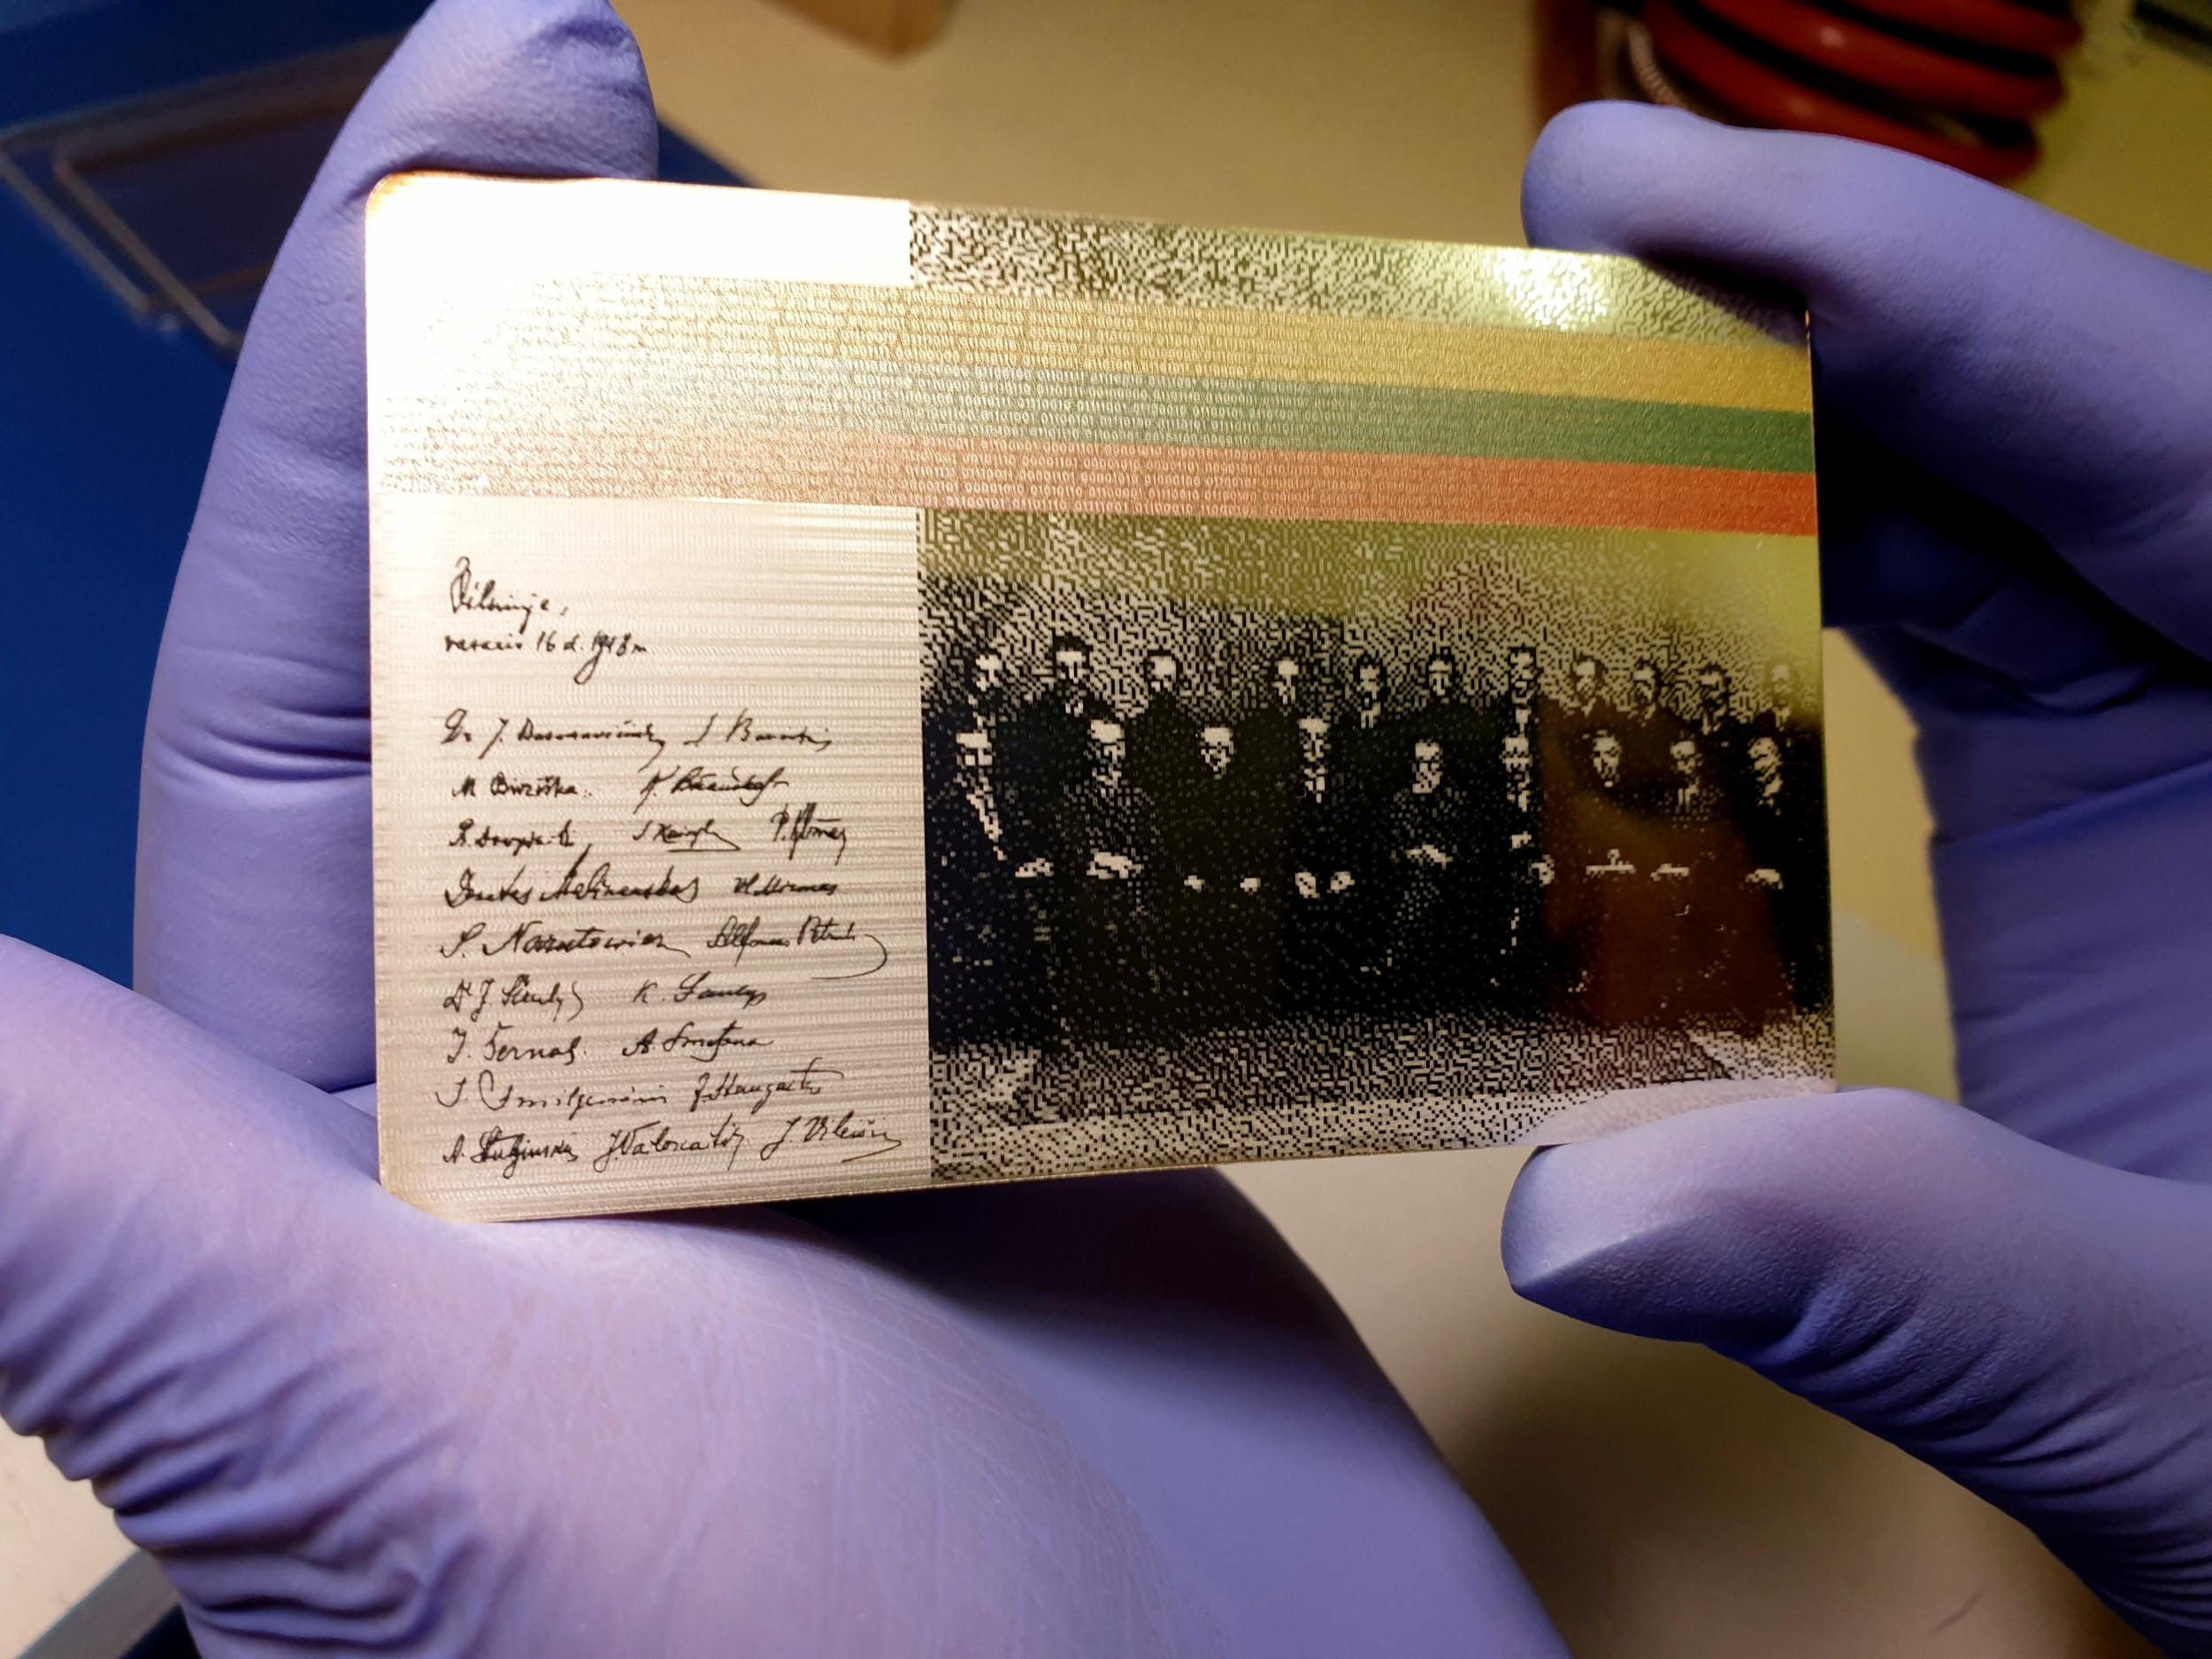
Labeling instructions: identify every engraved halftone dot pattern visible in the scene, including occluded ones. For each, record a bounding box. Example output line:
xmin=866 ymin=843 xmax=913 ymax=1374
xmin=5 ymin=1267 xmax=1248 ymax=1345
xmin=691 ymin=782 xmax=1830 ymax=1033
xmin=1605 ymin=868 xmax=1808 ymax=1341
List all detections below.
xmin=919 ymin=514 xmax=1820 ymax=716
xmin=383 ymin=274 xmax=1811 ymax=408
xmin=392 ymin=344 xmax=1810 ymax=469
xmin=920 ymin=510 xmax=1832 ymax=1182
xmin=375 ymin=198 xmax=1814 ymax=538
xmin=909 ymin=206 xmax=1803 ymax=347
xmin=380 ymin=427 xmax=1814 ymax=535
xmin=368 ymin=177 xmax=1829 ymax=1211
xmin=930 ymin=1021 xmax=1836 ymax=1182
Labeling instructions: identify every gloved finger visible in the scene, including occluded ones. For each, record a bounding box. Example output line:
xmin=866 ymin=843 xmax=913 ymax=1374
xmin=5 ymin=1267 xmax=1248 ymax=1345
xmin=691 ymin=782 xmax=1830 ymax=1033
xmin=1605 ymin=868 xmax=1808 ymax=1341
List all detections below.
xmin=1815 ymin=419 xmax=2212 ymax=840
xmin=810 ymin=1174 xmax=1567 ymax=1657
xmin=0 ymin=934 xmax=387 ymax=1532
xmin=137 ymin=0 xmax=658 ymax=1094
xmin=1520 ymin=104 xmax=2212 ymax=665
xmin=0 ymin=944 xmax=1235 ymax=1657
xmin=1503 ymin=1087 xmax=2212 ymax=1654
xmin=1817 ymin=421 xmax=2161 ymax=712
xmin=1840 ymin=614 xmax=2212 ymax=841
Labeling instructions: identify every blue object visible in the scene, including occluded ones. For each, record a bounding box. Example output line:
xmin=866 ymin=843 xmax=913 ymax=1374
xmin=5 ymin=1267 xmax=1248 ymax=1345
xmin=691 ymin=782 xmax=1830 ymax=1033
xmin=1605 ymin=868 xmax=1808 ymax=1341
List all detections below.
xmin=0 ymin=2 xmax=738 ymax=986
xmin=0 ymin=2 xmax=427 ymax=130
xmin=0 ymin=169 xmax=228 ymax=986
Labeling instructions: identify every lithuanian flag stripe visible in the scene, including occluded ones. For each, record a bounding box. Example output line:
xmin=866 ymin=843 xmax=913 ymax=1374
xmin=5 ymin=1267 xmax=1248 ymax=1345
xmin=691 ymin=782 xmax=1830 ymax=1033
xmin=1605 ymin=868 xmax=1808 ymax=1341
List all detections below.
xmin=575 ymin=280 xmax=1810 ymax=413
xmin=434 ymin=426 xmax=1816 ymax=535
xmin=655 ymin=356 xmax=1814 ymax=474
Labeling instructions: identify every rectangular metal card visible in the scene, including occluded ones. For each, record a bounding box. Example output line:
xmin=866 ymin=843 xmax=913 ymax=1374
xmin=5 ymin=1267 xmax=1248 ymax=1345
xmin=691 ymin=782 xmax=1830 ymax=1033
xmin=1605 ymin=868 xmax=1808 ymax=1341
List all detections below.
xmin=367 ymin=173 xmax=1832 ymax=1221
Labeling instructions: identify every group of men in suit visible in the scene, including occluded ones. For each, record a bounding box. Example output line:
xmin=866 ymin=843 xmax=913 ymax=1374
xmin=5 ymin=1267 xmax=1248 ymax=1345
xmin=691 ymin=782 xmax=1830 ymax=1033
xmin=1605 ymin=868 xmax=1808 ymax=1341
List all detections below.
xmin=923 ymin=631 xmax=1827 ymax=1049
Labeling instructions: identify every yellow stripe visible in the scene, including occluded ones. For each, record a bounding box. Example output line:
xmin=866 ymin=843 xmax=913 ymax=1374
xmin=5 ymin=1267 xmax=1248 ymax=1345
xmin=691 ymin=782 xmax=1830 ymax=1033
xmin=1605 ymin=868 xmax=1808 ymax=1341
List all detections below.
xmin=526 ymin=276 xmax=1812 ymax=413
xmin=377 ymin=423 xmax=1820 ymax=535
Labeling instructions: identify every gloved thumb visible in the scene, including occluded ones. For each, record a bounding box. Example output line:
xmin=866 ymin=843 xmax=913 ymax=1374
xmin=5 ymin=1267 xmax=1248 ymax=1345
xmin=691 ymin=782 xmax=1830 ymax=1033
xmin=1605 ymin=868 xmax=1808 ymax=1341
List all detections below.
xmin=140 ymin=0 xmax=662 ymax=1094
xmin=0 ymin=938 xmax=411 ymax=1581
xmin=1504 ymin=1088 xmax=2212 ymax=1654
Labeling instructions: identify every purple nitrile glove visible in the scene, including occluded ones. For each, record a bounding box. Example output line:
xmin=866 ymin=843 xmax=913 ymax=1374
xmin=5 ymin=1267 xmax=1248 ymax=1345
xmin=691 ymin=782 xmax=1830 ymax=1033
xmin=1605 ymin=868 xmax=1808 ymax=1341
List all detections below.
xmin=0 ymin=4 xmax=1571 ymax=1655
xmin=1505 ymin=104 xmax=2212 ymax=1655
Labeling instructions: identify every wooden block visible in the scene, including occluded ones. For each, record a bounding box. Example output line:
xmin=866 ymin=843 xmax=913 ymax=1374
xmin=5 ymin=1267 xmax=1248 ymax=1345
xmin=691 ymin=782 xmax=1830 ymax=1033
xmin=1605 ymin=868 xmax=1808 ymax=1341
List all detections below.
xmin=769 ymin=0 xmax=949 ymax=57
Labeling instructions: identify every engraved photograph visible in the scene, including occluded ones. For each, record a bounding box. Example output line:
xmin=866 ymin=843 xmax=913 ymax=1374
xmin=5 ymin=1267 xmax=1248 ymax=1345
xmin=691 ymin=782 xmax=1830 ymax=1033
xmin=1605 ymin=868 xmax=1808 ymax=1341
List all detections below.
xmin=922 ymin=510 xmax=1831 ymax=1182
xmin=370 ymin=173 xmax=1830 ymax=1216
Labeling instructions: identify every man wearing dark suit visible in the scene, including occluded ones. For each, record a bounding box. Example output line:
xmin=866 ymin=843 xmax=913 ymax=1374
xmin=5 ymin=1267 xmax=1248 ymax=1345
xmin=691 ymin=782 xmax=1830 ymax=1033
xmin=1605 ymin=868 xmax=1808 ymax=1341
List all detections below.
xmin=1535 ymin=649 xmax=1609 ymax=834
xmin=1379 ymin=739 xmax=1470 ymax=1009
xmin=1754 ymin=660 xmax=1825 ymax=845
xmin=1494 ymin=643 xmax=1544 ymax=744
xmin=1126 ymin=648 xmax=1202 ymax=805
xmin=1045 ymin=718 xmax=1164 ymax=1041
xmin=1693 ymin=661 xmax=1737 ymax=736
xmin=1555 ymin=655 xmax=1611 ymax=757
xmin=1336 ymin=655 xmax=1402 ymax=815
xmin=1757 ymin=661 xmax=1808 ymax=748
xmin=923 ymin=645 xmax=1009 ymax=798
xmin=1281 ymin=716 xmax=1362 ymax=1012
xmin=1653 ymin=733 xmax=1777 ymax=1026
xmin=1242 ymin=653 xmax=1310 ymax=803
xmin=1405 ymin=648 xmax=1487 ymax=787
xmin=1619 ymin=657 xmax=1689 ymax=806
xmin=1546 ymin=724 xmax=1670 ymax=1025
xmin=1479 ymin=729 xmax=1555 ymax=1012
xmin=925 ymin=728 xmax=1043 ymax=1048
xmin=1742 ymin=729 xmax=1831 ymax=1015
xmin=1336 ymin=654 xmax=1409 ymax=977
xmin=1002 ymin=633 xmax=1114 ymax=860
xmin=1496 ymin=643 xmax=1576 ymax=801
xmin=1693 ymin=661 xmax=1752 ymax=811
xmin=1164 ymin=724 xmax=1279 ymax=1027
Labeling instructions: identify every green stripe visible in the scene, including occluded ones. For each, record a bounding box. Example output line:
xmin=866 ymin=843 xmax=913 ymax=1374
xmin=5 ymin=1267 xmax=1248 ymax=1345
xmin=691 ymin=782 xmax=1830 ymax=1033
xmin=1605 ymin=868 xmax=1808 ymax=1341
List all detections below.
xmin=534 ymin=355 xmax=1814 ymax=472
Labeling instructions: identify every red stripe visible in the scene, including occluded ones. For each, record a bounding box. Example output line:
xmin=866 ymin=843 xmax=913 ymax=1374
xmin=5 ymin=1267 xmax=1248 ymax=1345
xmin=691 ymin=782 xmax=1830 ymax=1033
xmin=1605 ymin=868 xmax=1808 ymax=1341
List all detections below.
xmin=430 ymin=427 xmax=1820 ymax=535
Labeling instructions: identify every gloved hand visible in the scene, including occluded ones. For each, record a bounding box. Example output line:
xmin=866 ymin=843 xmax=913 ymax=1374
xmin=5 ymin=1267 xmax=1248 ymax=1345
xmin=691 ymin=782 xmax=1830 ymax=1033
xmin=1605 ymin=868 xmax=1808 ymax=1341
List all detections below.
xmin=0 ymin=4 xmax=1566 ymax=1654
xmin=1507 ymin=104 xmax=2212 ymax=1654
